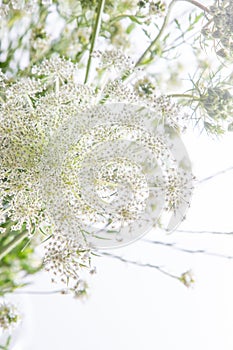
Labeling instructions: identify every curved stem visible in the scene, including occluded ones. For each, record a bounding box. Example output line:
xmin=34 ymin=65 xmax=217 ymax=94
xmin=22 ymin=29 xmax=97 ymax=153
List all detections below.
xmin=109 ymin=14 xmax=144 ymax=25
xmin=84 ymin=0 xmax=106 ymax=84
xmin=0 ymin=230 xmax=28 ymax=261
xmin=99 ymin=251 xmax=179 ymax=281
xmin=180 ymin=0 xmax=210 ymax=13
xmin=142 ymin=239 xmax=233 ymax=260
xmin=135 ymin=0 xmax=177 ymax=67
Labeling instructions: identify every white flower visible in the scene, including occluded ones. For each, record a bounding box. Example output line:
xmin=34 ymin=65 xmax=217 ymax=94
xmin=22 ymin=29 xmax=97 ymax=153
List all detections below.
xmin=93 ymin=49 xmax=135 ymax=75
xmin=180 ymin=270 xmax=195 ymax=288
xmin=0 ymin=301 xmax=20 ymax=332
xmin=31 ymin=55 xmax=79 ymax=84
xmin=44 ymin=235 xmax=92 ymax=286
xmin=1 ymin=54 xmax=193 ymax=253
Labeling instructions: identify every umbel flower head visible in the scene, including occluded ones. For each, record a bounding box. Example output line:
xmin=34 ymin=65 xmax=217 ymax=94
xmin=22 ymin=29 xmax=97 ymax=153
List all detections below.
xmin=202 ymin=0 xmax=233 ymax=59
xmin=201 ymin=87 xmax=233 ymax=133
xmin=187 ymin=75 xmax=233 ymax=135
xmin=0 ymin=52 xmax=193 ymax=282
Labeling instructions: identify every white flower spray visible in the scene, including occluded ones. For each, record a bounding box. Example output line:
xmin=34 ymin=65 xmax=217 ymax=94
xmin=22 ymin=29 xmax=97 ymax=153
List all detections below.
xmin=0 ymin=51 xmax=194 ymax=290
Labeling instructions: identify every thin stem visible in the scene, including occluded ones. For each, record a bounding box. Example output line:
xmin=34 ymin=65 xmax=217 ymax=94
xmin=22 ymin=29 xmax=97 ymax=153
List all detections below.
xmin=180 ymin=0 xmax=210 ymax=13
xmin=135 ymin=0 xmax=210 ymax=67
xmin=13 ymin=289 xmax=66 ymax=295
xmin=175 ymin=229 xmax=233 ymax=235
xmin=167 ymin=93 xmax=200 ymax=100
xmin=99 ymin=251 xmax=179 ymax=281
xmin=198 ymin=166 xmax=233 ymax=184
xmin=0 ymin=230 xmax=28 ymax=261
xmin=142 ymin=239 xmax=233 ymax=260
xmin=135 ymin=0 xmax=177 ymax=67
xmin=84 ymin=0 xmax=106 ymax=84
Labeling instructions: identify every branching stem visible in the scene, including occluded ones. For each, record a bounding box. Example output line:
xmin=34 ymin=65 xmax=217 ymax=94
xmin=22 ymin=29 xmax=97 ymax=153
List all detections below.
xmin=135 ymin=0 xmax=177 ymax=66
xmin=135 ymin=0 xmax=210 ymax=67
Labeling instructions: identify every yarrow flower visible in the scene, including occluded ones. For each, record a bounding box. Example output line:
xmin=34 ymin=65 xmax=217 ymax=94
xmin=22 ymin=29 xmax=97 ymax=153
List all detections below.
xmin=0 ymin=301 xmax=20 ymax=332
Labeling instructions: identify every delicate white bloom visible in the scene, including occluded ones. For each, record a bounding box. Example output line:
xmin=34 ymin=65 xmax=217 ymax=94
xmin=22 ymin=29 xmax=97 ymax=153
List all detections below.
xmin=31 ymin=55 xmax=79 ymax=84
xmin=93 ymin=49 xmax=135 ymax=75
xmin=180 ymin=270 xmax=195 ymax=288
xmin=0 ymin=57 xmax=93 ymax=233
xmin=73 ymin=279 xmax=89 ymax=300
xmin=0 ymin=53 xmax=193 ymax=255
xmin=44 ymin=235 xmax=92 ymax=285
xmin=0 ymin=301 xmax=20 ymax=332
xmin=40 ymin=100 xmax=193 ymax=246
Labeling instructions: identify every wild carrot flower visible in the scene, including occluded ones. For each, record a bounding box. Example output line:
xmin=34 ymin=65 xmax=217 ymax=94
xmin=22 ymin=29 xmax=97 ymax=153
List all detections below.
xmin=0 ymin=52 xmax=193 ymax=285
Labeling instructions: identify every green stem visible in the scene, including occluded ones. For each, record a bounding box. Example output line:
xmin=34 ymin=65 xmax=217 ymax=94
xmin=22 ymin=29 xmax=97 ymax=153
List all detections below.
xmin=109 ymin=14 xmax=144 ymax=25
xmin=0 ymin=230 xmax=28 ymax=261
xmin=135 ymin=0 xmax=177 ymax=67
xmin=84 ymin=0 xmax=106 ymax=84
xmin=167 ymin=93 xmax=200 ymax=100
xmin=135 ymin=0 xmax=209 ymax=67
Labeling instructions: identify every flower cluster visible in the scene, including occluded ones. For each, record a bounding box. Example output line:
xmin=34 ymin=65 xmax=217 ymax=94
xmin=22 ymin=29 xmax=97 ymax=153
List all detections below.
xmin=93 ymin=49 xmax=135 ymax=76
xmin=201 ymin=87 xmax=233 ymax=133
xmin=0 ymin=301 xmax=20 ymax=332
xmin=44 ymin=235 xmax=92 ymax=287
xmin=202 ymin=0 xmax=233 ymax=58
xmin=0 ymin=0 xmax=52 ymax=17
xmin=137 ymin=0 xmax=166 ymax=17
xmin=1 ymin=52 xmax=193 ymax=285
xmin=0 ymin=55 xmax=95 ymax=233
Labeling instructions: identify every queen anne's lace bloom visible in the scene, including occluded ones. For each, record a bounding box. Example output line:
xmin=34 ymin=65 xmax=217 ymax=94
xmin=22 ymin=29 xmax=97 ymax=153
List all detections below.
xmin=92 ymin=49 xmax=136 ymax=76
xmin=0 ymin=52 xmax=193 ymax=282
xmin=44 ymin=235 xmax=92 ymax=284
